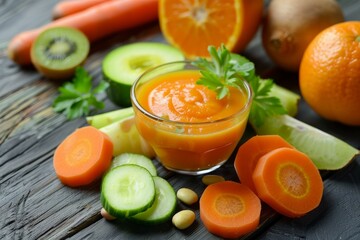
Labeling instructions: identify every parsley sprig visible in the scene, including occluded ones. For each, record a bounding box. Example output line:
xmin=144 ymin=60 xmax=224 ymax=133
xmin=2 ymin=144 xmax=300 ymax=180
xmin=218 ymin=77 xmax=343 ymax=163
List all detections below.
xmin=192 ymin=45 xmax=287 ymax=127
xmin=52 ymin=67 xmax=109 ymax=120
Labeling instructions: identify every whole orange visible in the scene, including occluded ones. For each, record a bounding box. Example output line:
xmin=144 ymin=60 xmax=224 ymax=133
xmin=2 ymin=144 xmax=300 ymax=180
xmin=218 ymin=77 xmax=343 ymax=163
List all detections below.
xmin=159 ymin=0 xmax=263 ymax=59
xmin=299 ymin=21 xmax=360 ymax=126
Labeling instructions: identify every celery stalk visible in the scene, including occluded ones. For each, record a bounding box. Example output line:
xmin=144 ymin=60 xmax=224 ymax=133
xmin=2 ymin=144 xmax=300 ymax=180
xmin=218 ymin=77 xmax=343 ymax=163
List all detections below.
xmin=86 ymin=107 xmax=134 ymax=128
xmin=269 ymin=84 xmax=300 ymax=117
xmin=252 ymin=84 xmax=358 ymax=170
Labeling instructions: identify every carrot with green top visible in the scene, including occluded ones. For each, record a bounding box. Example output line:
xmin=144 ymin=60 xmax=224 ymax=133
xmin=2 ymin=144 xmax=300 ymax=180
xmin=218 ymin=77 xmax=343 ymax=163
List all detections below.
xmin=52 ymin=0 xmax=112 ymax=19
xmin=252 ymin=147 xmax=323 ymax=217
xmin=8 ymin=0 xmax=159 ymax=65
xmin=53 ymin=126 xmax=113 ymax=187
xmin=199 ymin=181 xmax=261 ymax=238
xmin=234 ymin=135 xmax=294 ymax=193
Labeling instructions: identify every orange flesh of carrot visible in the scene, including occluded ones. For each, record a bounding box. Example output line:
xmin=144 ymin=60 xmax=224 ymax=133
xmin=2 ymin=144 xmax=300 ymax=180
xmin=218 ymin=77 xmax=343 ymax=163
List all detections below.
xmin=52 ymin=0 xmax=112 ymax=19
xmin=234 ymin=135 xmax=294 ymax=193
xmin=53 ymin=126 xmax=113 ymax=187
xmin=8 ymin=0 xmax=159 ymax=65
xmin=200 ymin=181 xmax=261 ymax=239
xmin=252 ymin=147 xmax=324 ymax=218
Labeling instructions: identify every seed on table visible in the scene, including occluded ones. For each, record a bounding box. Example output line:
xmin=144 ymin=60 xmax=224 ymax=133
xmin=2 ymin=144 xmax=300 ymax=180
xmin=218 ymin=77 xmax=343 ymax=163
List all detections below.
xmin=201 ymin=174 xmax=225 ymax=185
xmin=172 ymin=210 xmax=196 ymax=230
xmin=177 ymin=188 xmax=198 ymax=205
xmin=101 ymin=208 xmax=116 ymax=221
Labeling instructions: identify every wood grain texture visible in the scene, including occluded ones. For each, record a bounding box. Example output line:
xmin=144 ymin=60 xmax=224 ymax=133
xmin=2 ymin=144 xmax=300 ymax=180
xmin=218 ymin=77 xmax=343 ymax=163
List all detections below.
xmin=0 ymin=0 xmax=359 ymax=239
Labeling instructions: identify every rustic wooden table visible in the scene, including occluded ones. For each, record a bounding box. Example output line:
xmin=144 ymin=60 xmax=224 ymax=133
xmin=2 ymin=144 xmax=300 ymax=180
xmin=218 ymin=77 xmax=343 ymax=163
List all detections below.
xmin=1 ymin=1 xmax=360 ymax=239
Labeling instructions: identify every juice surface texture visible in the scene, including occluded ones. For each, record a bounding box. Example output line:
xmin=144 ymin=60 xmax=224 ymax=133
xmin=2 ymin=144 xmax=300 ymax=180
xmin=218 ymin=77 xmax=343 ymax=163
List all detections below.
xmin=133 ymin=69 xmax=251 ymax=173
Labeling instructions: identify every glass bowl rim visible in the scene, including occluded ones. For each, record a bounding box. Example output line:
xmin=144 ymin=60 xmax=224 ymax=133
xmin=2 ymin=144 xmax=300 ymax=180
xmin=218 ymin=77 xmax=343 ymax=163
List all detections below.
xmin=130 ymin=60 xmax=253 ymax=126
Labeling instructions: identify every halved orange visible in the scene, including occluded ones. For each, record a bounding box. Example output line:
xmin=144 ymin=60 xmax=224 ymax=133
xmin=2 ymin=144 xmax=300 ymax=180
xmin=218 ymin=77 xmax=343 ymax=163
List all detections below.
xmin=159 ymin=0 xmax=264 ymax=59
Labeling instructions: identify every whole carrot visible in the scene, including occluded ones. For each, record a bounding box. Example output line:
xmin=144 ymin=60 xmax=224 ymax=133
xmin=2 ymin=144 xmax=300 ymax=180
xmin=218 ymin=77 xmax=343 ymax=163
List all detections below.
xmin=8 ymin=0 xmax=159 ymax=65
xmin=52 ymin=0 xmax=112 ymax=19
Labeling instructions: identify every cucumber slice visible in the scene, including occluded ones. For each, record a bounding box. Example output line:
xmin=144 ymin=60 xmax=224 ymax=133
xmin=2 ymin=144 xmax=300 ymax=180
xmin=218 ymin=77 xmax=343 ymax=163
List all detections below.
xmin=103 ymin=42 xmax=185 ymax=107
xmin=253 ymin=115 xmax=359 ymax=170
xmin=101 ymin=165 xmax=156 ymax=218
xmin=111 ymin=153 xmax=157 ymax=176
xmin=130 ymin=176 xmax=177 ymax=224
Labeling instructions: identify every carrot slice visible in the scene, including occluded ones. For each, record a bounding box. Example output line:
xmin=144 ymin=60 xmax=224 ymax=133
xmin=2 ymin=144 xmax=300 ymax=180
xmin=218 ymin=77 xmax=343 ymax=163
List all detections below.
xmin=234 ymin=135 xmax=294 ymax=193
xmin=53 ymin=126 xmax=113 ymax=187
xmin=199 ymin=181 xmax=261 ymax=238
xmin=252 ymin=147 xmax=323 ymax=218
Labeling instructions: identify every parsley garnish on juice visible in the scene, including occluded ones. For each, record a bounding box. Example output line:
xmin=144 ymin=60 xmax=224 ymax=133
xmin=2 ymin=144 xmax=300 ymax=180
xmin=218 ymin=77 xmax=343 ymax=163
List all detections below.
xmin=192 ymin=45 xmax=287 ymax=127
xmin=52 ymin=66 xmax=109 ymax=120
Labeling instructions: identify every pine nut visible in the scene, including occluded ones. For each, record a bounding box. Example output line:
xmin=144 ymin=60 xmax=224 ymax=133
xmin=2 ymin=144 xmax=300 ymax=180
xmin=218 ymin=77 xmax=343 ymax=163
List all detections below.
xmin=177 ymin=188 xmax=198 ymax=205
xmin=172 ymin=210 xmax=196 ymax=230
xmin=101 ymin=208 xmax=116 ymax=221
xmin=201 ymin=174 xmax=225 ymax=185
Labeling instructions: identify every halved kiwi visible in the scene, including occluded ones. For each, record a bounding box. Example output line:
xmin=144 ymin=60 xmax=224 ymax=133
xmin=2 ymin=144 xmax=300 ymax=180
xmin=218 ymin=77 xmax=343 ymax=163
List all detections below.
xmin=253 ymin=115 xmax=359 ymax=170
xmin=102 ymin=42 xmax=185 ymax=107
xmin=31 ymin=27 xmax=90 ymax=80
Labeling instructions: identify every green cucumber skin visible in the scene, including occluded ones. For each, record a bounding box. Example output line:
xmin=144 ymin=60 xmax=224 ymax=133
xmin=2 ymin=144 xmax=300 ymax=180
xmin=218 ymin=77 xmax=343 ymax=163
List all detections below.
xmin=105 ymin=75 xmax=132 ymax=107
xmin=101 ymin=165 xmax=156 ymax=218
xmin=129 ymin=177 xmax=177 ymax=225
xmin=253 ymin=115 xmax=359 ymax=170
xmin=111 ymin=153 xmax=157 ymax=176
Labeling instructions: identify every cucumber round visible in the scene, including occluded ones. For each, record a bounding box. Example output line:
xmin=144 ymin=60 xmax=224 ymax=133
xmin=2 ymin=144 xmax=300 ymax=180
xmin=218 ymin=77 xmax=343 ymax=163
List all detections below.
xmin=101 ymin=165 xmax=155 ymax=218
xmin=130 ymin=176 xmax=177 ymax=224
xmin=111 ymin=153 xmax=157 ymax=176
xmin=102 ymin=42 xmax=185 ymax=107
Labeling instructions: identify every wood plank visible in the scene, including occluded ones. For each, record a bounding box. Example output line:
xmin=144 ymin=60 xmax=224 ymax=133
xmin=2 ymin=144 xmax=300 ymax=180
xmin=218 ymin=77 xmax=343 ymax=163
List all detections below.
xmin=1 ymin=0 xmax=359 ymax=239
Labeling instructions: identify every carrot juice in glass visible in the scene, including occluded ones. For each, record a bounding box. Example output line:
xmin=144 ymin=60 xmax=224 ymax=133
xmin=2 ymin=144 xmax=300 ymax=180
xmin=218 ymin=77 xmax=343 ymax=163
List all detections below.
xmin=131 ymin=61 xmax=253 ymax=175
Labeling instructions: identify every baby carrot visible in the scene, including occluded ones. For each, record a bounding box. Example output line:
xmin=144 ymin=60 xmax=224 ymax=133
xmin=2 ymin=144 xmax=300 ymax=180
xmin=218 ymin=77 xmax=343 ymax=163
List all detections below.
xmin=8 ymin=0 xmax=159 ymax=65
xmin=234 ymin=135 xmax=294 ymax=193
xmin=252 ymin=147 xmax=323 ymax=218
xmin=53 ymin=126 xmax=113 ymax=187
xmin=52 ymin=0 xmax=112 ymax=19
xmin=199 ymin=181 xmax=261 ymax=238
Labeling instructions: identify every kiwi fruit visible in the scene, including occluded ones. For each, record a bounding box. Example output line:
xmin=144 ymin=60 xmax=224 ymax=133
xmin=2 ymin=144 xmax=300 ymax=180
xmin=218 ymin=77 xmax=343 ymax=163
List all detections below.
xmin=31 ymin=27 xmax=90 ymax=80
xmin=102 ymin=42 xmax=185 ymax=107
xmin=253 ymin=115 xmax=359 ymax=170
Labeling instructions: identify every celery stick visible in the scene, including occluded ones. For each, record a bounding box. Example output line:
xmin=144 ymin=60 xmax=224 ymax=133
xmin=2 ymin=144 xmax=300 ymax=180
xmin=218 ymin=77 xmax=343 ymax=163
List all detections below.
xmin=269 ymin=84 xmax=300 ymax=117
xmin=86 ymin=107 xmax=134 ymax=128
xmin=252 ymin=83 xmax=358 ymax=169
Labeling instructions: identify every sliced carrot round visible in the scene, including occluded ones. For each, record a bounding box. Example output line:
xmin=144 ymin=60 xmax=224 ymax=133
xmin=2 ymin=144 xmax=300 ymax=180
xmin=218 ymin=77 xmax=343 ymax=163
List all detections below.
xmin=199 ymin=181 xmax=261 ymax=238
xmin=234 ymin=135 xmax=294 ymax=193
xmin=53 ymin=126 xmax=113 ymax=187
xmin=252 ymin=147 xmax=323 ymax=218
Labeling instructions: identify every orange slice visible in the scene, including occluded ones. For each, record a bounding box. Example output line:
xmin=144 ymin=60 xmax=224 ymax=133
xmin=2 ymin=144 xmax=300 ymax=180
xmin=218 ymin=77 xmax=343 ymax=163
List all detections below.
xmin=159 ymin=0 xmax=264 ymax=59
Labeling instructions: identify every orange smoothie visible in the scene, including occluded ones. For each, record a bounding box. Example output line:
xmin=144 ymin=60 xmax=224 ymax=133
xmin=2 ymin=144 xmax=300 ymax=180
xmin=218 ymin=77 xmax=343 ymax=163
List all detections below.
xmin=132 ymin=66 xmax=252 ymax=174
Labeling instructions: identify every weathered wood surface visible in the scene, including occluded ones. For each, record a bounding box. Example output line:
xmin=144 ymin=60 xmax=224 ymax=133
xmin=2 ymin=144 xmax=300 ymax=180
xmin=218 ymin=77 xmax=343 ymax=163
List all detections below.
xmin=0 ymin=0 xmax=359 ymax=239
